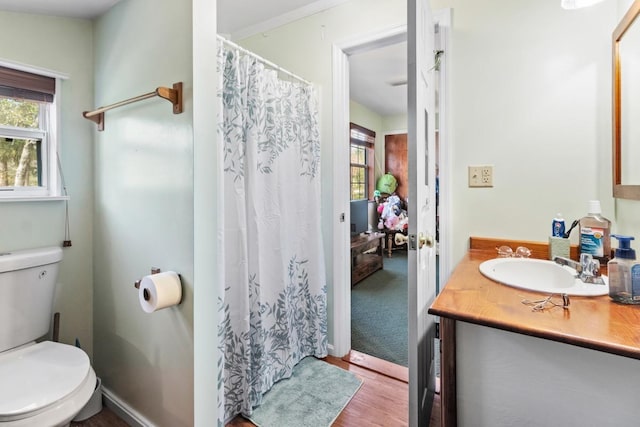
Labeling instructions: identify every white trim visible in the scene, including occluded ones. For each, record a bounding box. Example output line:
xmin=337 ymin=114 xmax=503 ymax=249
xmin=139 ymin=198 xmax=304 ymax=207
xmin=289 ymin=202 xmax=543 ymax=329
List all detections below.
xmin=0 ymin=195 xmax=69 ymax=202
xmin=102 ymin=386 xmax=155 ymax=427
xmin=0 ymin=127 xmax=46 ymax=139
xmin=193 ymin=0 xmax=220 ymax=424
xmin=327 ymin=343 xmax=336 ymax=356
xmin=433 ymin=9 xmax=453 ymax=290
xmin=338 ymin=25 xmax=407 ymax=55
xmin=383 ymin=129 xmax=408 ymax=136
xmin=231 ymin=0 xmax=351 ymax=40
xmin=331 ymin=43 xmax=351 ymax=357
xmin=0 ymin=58 xmax=69 ymax=80
xmin=433 ymin=8 xmax=452 ymax=27
xmin=51 ymin=78 xmax=63 ymax=197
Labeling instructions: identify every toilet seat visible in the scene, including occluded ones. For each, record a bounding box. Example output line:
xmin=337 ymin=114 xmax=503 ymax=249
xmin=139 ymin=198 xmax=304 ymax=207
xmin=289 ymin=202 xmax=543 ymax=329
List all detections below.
xmin=0 ymin=341 xmax=96 ymax=426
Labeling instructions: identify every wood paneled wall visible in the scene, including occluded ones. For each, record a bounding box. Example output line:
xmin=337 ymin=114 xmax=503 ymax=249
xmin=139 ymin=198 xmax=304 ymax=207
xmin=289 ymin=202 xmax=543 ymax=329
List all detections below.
xmin=384 ymin=133 xmax=408 ymax=201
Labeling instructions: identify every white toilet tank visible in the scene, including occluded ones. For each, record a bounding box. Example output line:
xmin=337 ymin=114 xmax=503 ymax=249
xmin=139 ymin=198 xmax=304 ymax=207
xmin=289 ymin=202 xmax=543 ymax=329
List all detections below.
xmin=0 ymin=247 xmax=63 ymax=353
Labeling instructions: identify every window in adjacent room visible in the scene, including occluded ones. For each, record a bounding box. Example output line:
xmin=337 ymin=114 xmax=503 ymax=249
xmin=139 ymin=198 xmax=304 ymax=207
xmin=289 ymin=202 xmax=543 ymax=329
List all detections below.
xmin=350 ymin=122 xmax=375 ymax=200
xmin=0 ymin=64 xmax=60 ymax=199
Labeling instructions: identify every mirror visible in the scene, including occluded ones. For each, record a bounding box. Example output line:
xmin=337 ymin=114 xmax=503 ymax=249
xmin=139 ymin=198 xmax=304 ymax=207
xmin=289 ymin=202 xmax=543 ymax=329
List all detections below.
xmin=613 ymin=0 xmax=640 ymax=199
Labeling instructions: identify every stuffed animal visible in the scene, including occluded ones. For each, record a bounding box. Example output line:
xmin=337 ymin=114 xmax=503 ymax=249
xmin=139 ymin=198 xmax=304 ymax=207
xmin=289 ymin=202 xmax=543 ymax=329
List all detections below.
xmin=376 ymin=174 xmax=397 ymax=194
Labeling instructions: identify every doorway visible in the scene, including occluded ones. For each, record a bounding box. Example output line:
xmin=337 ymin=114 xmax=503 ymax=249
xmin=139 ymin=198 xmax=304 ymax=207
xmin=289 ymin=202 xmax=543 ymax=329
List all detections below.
xmin=333 ymin=9 xmax=452 ymax=375
xmin=347 ymin=38 xmax=410 ymax=369
xmin=346 ymin=40 xmax=408 ymax=369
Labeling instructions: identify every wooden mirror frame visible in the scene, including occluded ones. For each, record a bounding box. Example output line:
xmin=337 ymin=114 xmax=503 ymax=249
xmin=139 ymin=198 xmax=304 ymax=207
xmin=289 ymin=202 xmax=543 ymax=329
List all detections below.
xmin=613 ymin=0 xmax=640 ymax=199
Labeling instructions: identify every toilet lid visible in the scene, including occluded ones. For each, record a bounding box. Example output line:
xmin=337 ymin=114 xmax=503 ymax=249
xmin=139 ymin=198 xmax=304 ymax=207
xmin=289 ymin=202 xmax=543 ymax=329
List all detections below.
xmin=0 ymin=341 xmax=91 ymax=419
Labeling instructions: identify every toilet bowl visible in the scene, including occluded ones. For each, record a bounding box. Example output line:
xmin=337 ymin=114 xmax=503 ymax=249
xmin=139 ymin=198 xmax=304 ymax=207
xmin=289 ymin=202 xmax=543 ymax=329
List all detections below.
xmin=0 ymin=247 xmax=97 ymax=427
xmin=0 ymin=341 xmax=97 ymax=427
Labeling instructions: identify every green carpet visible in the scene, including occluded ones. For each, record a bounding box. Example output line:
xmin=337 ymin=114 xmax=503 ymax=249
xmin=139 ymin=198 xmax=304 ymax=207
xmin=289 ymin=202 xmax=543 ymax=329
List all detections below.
xmin=351 ymin=251 xmax=408 ymax=366
xmin=247 ymin=357 xmax=363 ymax=427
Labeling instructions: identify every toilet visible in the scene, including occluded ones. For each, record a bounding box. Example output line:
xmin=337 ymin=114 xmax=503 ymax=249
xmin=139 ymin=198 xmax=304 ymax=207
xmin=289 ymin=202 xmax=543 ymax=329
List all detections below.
xmin=0 ymin=247 xmax=97 ymax=427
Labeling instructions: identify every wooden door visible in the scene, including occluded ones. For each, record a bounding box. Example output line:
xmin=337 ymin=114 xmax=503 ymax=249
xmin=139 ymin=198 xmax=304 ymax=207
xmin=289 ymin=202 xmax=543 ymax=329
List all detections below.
xmin=408 ymin=0 xmax=437 ymax=425
xmin=385 ymin=133 xmax=408 ymax=202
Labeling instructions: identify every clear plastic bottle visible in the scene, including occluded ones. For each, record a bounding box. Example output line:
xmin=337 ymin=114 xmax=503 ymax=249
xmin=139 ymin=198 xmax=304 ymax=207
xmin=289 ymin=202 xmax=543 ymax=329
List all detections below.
xmin=578 ymin=200 xmax=611 ymax=265
xmin=608 ymin=235 xmax=638 ymax=304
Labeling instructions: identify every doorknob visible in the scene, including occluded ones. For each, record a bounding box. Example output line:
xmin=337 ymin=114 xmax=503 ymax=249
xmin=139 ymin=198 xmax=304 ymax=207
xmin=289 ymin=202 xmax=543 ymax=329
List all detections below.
xmin=418 ymin=232 xmax=434 ymax=249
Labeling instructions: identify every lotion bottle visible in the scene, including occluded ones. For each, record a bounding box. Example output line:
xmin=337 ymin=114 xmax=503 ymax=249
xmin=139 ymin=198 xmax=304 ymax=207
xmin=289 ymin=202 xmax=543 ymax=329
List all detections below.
xmin=608 ymin=235 xmax=638 ymax=304
xmin=578 ymin=200 xmax=611 ymax=265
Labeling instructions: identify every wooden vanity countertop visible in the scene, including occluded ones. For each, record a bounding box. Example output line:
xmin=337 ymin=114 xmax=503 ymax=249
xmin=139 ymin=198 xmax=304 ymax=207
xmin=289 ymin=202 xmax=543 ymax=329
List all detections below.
xmin=429 ymin=238 xmax=640 ymax=360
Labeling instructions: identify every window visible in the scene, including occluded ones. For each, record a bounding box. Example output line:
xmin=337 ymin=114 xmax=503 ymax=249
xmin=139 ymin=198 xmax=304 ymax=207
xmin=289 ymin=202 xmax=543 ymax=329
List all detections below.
xmin=0 ymin=64 xmax=60 ymax=199
xmin=350 ymin=122 xmax=375 ymax=200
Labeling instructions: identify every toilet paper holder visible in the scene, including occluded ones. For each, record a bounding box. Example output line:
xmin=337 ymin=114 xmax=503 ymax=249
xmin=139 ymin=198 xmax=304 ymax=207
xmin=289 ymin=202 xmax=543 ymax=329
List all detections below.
xmin=134 ymin=267 xmax=162 ymax=301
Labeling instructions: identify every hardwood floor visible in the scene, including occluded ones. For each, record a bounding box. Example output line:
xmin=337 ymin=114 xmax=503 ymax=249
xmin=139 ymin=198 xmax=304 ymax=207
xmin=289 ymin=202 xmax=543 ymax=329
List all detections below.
xmin=73 ymin=355 xmax=442 ymax=427
xmin=342 ymin=349 xmax=409 ymax=383
xmin=70 ymin=406 xmax=129 ymax=427
xmin=228 ymin=355 xmax=441 ymax=427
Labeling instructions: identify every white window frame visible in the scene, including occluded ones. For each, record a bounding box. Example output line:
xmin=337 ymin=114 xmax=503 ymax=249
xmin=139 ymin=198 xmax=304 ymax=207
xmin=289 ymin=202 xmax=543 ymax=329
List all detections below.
xmin=0 ymin=60 xmax=66 ymax=202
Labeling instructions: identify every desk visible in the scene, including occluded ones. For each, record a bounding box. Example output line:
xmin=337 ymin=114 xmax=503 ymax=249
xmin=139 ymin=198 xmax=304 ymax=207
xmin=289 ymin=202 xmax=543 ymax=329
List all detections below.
xmin=350 ymin=233 xmax=384 ymax=285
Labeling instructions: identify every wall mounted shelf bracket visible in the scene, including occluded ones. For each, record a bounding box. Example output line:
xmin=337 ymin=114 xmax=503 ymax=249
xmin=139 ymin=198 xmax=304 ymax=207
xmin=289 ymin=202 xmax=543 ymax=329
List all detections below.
xmin=83 ymin=82 xmax=183 ymax=131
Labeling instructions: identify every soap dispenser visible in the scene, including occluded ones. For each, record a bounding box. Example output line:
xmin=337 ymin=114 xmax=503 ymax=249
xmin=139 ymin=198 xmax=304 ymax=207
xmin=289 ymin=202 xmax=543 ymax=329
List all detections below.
xmin=608 ymin=234 xmax=639 ymax=304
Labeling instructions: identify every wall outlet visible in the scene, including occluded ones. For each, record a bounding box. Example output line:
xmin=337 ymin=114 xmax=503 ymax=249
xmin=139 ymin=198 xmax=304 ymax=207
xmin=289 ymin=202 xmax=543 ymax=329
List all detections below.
xmin=468 ymin=165 xmax=493 ymax=187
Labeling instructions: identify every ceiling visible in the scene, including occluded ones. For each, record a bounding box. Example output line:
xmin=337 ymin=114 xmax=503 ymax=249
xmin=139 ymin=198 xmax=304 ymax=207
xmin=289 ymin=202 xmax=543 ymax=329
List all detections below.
xmin=218 ymin=0 xmax=349 ymax=40
xmin=349 ymin=42 xmax=407 ymax=117
xmin=217 ymin=0 xmax=407 ymax=117
xmin=0 ymin=0 xmax=406 ymax=117
xmin=0 ymin=0 xmax=120 ymax=18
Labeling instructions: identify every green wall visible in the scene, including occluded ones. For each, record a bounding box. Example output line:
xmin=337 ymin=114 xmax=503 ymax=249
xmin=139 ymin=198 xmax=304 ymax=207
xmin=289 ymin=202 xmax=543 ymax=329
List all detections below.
xmin=350 ymin=100 xmax=385 ymax=183
xmin=0 ymin=12 xmax=94 ymax=357
xmin=431 ymin=0 xmax=617 ymax=265
xmin=350 ymin=100 xmax=408 ymax=188
xmin=92 ymin=0 xmax=194 ymax=425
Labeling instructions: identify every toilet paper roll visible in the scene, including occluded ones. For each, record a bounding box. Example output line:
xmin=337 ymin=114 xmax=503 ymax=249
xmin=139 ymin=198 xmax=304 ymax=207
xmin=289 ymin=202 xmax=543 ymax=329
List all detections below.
xmin=138 ymin=271 xmax=182 ymax=313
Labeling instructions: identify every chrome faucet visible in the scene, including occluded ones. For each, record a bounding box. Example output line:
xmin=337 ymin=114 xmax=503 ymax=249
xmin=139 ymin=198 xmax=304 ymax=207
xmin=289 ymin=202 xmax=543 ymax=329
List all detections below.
xmin=553 ymin=254 xmax=605 ymax=285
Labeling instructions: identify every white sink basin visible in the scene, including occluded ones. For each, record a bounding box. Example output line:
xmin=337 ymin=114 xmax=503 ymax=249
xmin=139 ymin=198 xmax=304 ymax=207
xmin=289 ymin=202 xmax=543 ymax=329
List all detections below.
xmin=479 ymin=258 xmax=609 ymax=296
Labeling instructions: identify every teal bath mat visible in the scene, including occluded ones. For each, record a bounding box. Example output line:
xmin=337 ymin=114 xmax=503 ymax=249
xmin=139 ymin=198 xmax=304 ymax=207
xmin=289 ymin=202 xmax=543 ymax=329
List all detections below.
xmin=247 ymin=357 xmax=363 ymax=427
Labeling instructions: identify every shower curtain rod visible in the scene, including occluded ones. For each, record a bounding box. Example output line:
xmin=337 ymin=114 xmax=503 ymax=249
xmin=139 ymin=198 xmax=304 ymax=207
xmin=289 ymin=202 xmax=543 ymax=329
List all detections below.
xmin=216 ymin=35 xmax=311 ymax=86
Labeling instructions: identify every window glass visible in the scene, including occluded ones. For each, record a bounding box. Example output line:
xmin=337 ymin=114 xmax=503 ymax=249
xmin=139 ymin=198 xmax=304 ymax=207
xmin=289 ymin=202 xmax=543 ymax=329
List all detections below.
xmin=350 ymin=165 xmax=366 ymax=200
xmin=0 ymin=64 xmax=58 ymax=199
xmin=349 ymin=123 xmax=375 ymax=201
xmin=350 ymin=145 xmax=365 ymax=164
xmin=0 ymin=98 xmax=40 ymax=128
xmin=0 ymin=136 xmax=41 ymax=187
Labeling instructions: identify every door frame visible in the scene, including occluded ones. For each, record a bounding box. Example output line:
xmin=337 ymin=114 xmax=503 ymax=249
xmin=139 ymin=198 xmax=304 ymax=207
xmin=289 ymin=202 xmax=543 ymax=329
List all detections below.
xmin=331 ymin=10 xmax=451 ymax=359
xmin=331 ymin=24 xmax=408 ymax=357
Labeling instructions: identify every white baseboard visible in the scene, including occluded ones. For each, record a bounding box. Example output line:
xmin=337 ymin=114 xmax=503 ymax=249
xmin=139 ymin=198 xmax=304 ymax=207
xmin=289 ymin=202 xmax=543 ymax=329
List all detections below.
xmin=102 ymin=385 xmax=156 ymax=427
xmin=327 ymin=343 xmax=338 ymax=357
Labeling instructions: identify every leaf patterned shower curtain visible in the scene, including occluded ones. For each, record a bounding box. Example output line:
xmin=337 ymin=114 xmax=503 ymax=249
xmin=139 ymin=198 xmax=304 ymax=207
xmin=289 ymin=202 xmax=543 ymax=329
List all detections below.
xmin=216 ymin=42 xmax=328 ymax=423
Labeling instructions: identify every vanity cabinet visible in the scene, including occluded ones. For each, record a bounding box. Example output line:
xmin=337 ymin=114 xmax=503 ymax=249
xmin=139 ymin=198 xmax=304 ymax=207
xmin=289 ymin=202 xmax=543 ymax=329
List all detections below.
xmin=431 ymin=238 xmax=640 ymax=427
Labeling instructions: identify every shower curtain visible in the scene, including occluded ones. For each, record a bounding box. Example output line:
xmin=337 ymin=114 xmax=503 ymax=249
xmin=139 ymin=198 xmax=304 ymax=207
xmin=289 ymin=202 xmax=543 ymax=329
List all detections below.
xmin=216 ymin=42 xmax=328 ymax=423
